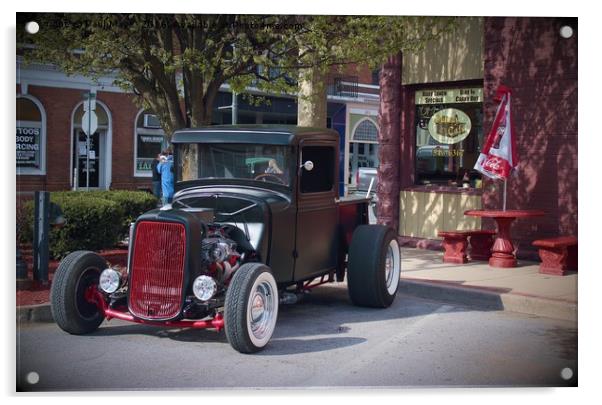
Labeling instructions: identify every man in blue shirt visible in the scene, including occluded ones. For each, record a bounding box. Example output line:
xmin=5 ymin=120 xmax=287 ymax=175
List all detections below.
xmin=157 ymin=149 xmax=174 ymax=206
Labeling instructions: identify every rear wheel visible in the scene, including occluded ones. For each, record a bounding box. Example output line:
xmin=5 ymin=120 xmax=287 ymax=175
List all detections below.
xmin=224 ymin=263 xmax=279 ymax=353
xmin=347 ymin=225 xmax=401 ymax=308
xmin=50 ymin=251 xmax=106 ymax=334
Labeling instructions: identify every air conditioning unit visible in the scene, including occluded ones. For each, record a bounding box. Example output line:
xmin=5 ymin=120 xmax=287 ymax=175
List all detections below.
xmin=143 ymin=114 xmax=162 ymax=128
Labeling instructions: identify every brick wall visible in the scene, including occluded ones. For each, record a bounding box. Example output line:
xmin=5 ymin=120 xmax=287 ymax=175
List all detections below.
xmin=482 ymin=17 xmax=578 ymax=258
xmin=16 ymin=85 xmax=152 ymax=194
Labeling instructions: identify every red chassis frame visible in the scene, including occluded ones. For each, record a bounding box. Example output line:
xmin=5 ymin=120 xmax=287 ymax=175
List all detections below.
xmin=85 ymin=286 xmax=225 ymax=331
xmin=84 ymin=273 xmax=335 ymax=331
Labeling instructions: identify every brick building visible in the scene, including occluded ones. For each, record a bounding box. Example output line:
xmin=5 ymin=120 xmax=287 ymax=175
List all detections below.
xmin=16 ymin=59 xmax=379 ymax=196
xmin=376 ymin=16 xmax=577 ymax=259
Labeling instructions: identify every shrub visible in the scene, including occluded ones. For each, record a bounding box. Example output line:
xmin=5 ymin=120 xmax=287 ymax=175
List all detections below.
xmin=85 ymin=190 xmax=157 ymax=239
xmin=49 ymin=195 xmax=123 ymax=258
xmin=17 ymin=190 xmax=158 ymax=259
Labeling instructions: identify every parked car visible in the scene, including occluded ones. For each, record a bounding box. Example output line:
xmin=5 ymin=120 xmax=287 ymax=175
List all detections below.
xmin=50 ymin=126 xmax=401 ymax=353
xmin=356 ymin=166 xmax=378 ymax=194
xmin=352 ymin=166 xmax=378 ymax=224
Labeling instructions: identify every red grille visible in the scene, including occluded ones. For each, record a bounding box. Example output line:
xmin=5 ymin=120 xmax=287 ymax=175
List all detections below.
xmin=128 ymin=221 xmax=187 ymax=320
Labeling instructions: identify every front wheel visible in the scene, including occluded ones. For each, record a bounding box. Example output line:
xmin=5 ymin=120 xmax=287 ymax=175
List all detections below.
xmin=50 ymin=251 xmax=107 ymax=334
xmin=224 ymin=263 xmax=279 ymax=353
xmin=347 ymin=225 xmax=401 ymax=308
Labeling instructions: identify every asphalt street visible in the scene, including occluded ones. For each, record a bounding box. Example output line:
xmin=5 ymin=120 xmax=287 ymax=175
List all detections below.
xmin=16 ymin=283 xmax=577 ymax=391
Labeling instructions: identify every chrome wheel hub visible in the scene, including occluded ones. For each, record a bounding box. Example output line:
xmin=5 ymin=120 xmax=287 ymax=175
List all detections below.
xmin=251 ymin=293 xmax=265 ymax=322
xmin=385 ymin=247 xmax=394 ymax=288
xmin=248 ymin=280 xmax=276 ymax=340
xmin=385 ymin=239 xmax=401 ymax=295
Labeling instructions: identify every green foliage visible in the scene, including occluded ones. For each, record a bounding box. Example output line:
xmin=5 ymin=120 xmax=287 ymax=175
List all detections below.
xmin=18 ymin=14 xmax=457 ymax=134
xmin=17 ymin=191 xmax=157 ymax=259
xmin=48 ymin=194 xmax=123 ymax=259
xmin=86 ymin=190 xmax=158 ymax=238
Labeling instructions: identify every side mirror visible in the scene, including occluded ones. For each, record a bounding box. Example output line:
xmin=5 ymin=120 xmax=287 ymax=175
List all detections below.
xmin=301 ymin=160 xmax=314 ymax=172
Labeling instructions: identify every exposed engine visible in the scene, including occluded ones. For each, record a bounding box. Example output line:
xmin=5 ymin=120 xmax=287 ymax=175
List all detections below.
xmin=201 ymin=225 xmax=243 ymax=284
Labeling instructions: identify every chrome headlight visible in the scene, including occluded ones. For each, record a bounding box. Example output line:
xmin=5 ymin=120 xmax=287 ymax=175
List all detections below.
xmin=192 ymin=275 xmax=217 ymax=301
xmin=99 ymin=268 xmax=121 ymax=293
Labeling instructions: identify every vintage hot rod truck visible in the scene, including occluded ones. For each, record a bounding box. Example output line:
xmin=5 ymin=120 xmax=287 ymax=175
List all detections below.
xmin=50 ymin=126 xmax=401 ymax=353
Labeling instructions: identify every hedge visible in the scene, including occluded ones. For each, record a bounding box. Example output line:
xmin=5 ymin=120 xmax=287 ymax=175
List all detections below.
xmin=82 ymin=190 xmax=157 ymax=239
xmin=18 ymin=190 xmax=158 ymax=259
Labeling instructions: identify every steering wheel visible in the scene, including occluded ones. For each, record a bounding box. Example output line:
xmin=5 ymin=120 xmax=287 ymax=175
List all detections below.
xmin=254 ymin=173 xmax=286 ymax=185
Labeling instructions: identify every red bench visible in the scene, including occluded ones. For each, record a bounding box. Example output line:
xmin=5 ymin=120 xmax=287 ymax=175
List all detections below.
xmin=466 ymin=230 xmax=496 ymax=261
xmin=437 ymin=230 xmax=496 ymax=264
xmin=532 ymin=236 xmax=578 ymax=276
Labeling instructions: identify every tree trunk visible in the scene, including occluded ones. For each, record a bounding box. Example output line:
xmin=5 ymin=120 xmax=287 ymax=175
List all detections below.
xmin=297 ymin=65 xmax=327 ymax=128
xmin=376 ymin=52 xmax=402 ymax=233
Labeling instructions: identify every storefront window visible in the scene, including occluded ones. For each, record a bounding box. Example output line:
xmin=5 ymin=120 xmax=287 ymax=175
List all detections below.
xmin=16 ymin=96 xmax=46 ymax=175
xmin=415 ymin=87 xmax=483 ymax=187
xmin=134 ymin=111 xmax=167 ymax=176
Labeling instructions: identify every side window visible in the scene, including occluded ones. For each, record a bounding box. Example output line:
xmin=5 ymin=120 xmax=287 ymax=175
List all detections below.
xmin=300 ymin=146 xmax=335 ymax=193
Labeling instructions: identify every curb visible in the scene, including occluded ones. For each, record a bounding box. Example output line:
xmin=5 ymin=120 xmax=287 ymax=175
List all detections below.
xmin=17 ymin=303 xmax=53 ymax=324
xmin=399 ymin=278 xmax=577 ymax=322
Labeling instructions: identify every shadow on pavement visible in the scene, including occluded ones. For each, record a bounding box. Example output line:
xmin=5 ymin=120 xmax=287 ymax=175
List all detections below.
xmin=84 ymin=281 xmax=493 ymax=354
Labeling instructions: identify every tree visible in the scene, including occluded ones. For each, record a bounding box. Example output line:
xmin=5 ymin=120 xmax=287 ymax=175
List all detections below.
xmin=292 ymin=16 xmax=457 ymax=127
xmin=18 ymin=14 xmax=455 ymax=136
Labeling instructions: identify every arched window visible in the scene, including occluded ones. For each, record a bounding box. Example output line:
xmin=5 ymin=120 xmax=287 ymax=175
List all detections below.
xmin=16 ymin=95 xmax=46 ymax=175
xmin=352 ymin=119 xmax=378 ymax=142
xmin=134 ymin=110 xmax=167 ymax=177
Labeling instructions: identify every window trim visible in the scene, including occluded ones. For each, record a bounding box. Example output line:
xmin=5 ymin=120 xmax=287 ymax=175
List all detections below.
xmin=69 ymin=99 xmax=113 ymax=189
xmin=16 ymin=94 xmax=46 ymax=176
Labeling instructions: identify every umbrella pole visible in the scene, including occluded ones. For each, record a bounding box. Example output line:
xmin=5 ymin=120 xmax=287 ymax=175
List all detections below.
xmin=503 ymin=179 xmax=507 ymax=211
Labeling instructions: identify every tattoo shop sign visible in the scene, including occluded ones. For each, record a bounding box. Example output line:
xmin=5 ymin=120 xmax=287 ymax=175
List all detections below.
xmin=16 ymin=126 xmax=41 ymax=168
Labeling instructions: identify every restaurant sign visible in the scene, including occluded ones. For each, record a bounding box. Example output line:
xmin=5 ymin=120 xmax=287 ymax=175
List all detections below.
xmin=416 ymin=88 xmax=482 ymax=105
xmin=16 ymin=126 xmax=41 ymax=168
xmin=428 ymin=108 xmax=472 ymax=144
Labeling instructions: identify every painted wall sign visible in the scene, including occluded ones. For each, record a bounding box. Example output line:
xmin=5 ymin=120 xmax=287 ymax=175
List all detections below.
xmin=136 ymin=159 xmax=153 ymax=172
xmin=16 ymin=126 xmax=41 ymax=167
xmin=415 ymin=88 xmax=482 ymax=105
xmin=428 ymin=108 xmax=472 ymax=144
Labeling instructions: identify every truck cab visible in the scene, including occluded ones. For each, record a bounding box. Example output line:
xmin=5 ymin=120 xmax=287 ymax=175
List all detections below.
xmin=171 ymin=126 xmax=342 ymax=286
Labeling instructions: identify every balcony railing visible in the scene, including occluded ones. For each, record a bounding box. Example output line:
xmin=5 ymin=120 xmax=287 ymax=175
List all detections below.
xmin=327 ymin=75 xmax=359 ymax=98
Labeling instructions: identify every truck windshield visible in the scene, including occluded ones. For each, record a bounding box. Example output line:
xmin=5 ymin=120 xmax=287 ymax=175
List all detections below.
xmin=177 ymin=143 xmax=293 ymax=186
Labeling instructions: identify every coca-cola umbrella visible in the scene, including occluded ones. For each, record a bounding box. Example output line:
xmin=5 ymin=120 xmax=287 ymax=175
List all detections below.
xmin=474 ymin=85 xmax=518 ymax=210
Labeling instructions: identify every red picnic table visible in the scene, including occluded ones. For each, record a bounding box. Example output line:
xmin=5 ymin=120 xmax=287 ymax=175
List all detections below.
xmin=464 ymin=209 xmax=545 ymax=268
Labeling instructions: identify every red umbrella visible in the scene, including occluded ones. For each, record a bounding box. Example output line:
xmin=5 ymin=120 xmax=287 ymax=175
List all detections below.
xmin=474 ymin=85 xmax=518 ymax=209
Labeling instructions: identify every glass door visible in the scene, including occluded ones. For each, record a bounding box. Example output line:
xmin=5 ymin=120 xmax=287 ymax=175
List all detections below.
xmin=73 ymin=128 xmax=101 ymax=189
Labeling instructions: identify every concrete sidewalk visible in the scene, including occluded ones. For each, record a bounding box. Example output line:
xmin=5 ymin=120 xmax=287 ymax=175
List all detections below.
xmin=399 ymin=247 xmax=577 ymax=322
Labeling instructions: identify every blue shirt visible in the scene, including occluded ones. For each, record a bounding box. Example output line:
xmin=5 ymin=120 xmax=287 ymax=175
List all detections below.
xmin=157 ymin=157 xmax=174 ymax=199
